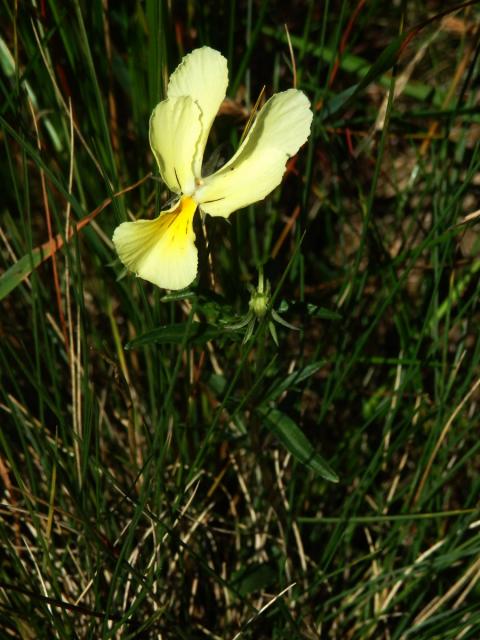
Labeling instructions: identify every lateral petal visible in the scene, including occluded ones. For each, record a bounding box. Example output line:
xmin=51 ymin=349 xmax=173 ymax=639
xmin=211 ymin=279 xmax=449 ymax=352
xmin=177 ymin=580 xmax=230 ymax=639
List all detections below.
xmin=167 ymin=47 xmax=228 ymax=177
xmin=196 ymin=89 xmax=313 ymax=217
xmin=112 ymin=197 xmax=198 ymax=290
xmin=149 ymin=96 xmax=202 ymax=195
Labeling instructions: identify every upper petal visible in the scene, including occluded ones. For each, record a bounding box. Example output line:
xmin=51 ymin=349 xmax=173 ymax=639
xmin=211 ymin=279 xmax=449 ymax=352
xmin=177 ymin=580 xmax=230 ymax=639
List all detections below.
xmin=112 ymin=196 xmax=198 ymax=290
xmin=149 ymin=96 xmax=202 ymax=195
xmin=196 ymin=89 xmax=313 ymax=217
xmin=167 ymin=47 xmax=228 ymax=177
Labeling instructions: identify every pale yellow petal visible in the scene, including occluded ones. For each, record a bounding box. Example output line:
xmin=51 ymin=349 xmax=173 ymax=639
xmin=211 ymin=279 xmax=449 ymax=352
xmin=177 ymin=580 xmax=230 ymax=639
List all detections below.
xmin=167 ymin=47 xmax=228 ymax=177
xmin=196 ymin=89 xmax=313 ymax=217
xmin=149 ymin=97 xmax=202 ymax=195
xmin=112 ymin=197 xmax=198 ymax=290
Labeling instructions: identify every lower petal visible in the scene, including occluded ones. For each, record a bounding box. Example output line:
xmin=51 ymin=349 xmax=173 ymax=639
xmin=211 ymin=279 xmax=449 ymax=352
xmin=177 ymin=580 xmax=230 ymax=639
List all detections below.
xmin=112 ymin=196 xmax=198 ymax=290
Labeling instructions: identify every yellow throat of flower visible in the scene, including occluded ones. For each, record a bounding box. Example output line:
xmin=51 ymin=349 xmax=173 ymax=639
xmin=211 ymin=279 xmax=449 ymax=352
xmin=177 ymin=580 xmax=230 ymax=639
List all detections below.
xmin=161 ymin=195 xmax=197 ymax=245
xmin=112 ymin=194 xmax=199 ymax=291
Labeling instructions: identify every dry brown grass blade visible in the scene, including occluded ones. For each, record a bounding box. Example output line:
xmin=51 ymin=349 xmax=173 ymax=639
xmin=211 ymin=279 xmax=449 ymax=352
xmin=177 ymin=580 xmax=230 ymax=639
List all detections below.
xmin=28 ymin=98 xmax=69 ymax=350
xmin=284 ymin=23 xmax=297 ymax=89
xmin=34 ymin=173 xmax=152 ymax=269
xmin=239 ymin=85 xmax=266 ymax=146
xmin=413 ymin=377 xmax=480 ymax=506
xmin=329 ymin=0 xmax=366 ymax=89
xmin=271 ymin=205 xmax=300 ymax=259
xmin=102 ymin=0 xmax=120 ymax=155
xmin=420 ymin=23 xmax=480 ymax=156
xmin=412 ymin=556 xmax=480 ymax=630
xmin=456 ymin=208 xmax=480 ymax=226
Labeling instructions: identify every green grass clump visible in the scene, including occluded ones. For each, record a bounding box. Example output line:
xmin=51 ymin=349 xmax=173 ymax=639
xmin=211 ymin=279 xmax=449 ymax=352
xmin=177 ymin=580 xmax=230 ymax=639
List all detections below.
xmin=1 ymin=1 xmax=480 ymax=638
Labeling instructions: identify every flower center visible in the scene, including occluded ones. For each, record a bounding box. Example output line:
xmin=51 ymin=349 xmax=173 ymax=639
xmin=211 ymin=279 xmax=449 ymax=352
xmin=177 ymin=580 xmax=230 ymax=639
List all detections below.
xmin=175 ymin=195 xmax=197 ymax=217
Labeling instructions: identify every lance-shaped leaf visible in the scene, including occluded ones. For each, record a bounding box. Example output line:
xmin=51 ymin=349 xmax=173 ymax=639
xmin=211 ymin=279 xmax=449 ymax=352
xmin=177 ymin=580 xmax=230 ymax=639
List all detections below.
xmin=259 ymin=407 xmax=339 ymax=482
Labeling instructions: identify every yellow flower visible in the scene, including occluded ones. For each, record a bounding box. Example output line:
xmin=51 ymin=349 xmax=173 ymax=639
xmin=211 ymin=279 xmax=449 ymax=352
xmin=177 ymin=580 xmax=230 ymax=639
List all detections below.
xmin=113 ymin=47 xmax=312 ymax=290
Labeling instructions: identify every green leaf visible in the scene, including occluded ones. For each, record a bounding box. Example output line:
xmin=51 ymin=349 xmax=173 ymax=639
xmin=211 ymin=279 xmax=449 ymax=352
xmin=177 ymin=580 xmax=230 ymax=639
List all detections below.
xmin=0 ymin=249 xmax=44 ymax=301
xmin=278 ymin=300 xmax=341 ymax=320
xmin=306 ymin=304 xmax=342 ymax=320
xmin=259 ymin=408 xmax=339 ymax=482
xmin=125 ymin=322 xmax=241 ymax=349
xmin=206 ymin=373 xmax=228 ymax=396
xmin=160 ymin=289 xmax=196 ymax=302
xmin=317 ymin=83 xmax=360 ymax=122
xmin=231 ymin=563 xmax=276 ymax=596
xmin=264 ymin=361 xmax=326 ymax=402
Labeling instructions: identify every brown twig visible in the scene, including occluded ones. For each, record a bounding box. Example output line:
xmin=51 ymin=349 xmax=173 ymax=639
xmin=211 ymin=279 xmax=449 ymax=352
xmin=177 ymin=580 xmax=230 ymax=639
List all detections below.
xmin=329 ymin=0 xmax=366 ymax=88
xmin=271 ymin=205 xmax=301 ymax=260
xmin=28 ymin=99 xmax=69 ymax=350
xmin=37 ymin=173 xmax=152 ymax=266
